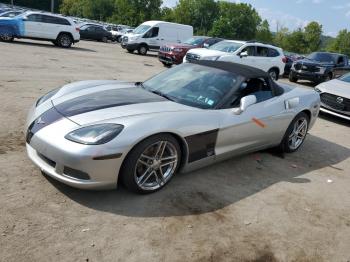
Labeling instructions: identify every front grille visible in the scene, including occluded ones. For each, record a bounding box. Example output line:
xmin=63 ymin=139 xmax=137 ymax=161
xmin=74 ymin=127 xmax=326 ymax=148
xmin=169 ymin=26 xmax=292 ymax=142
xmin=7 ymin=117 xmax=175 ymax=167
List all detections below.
xmin=186 ymin=53 xmax=200 ymax=62
xmin=38 ymin=153 xmax=56 ymax=168
xmin=294 ymin=63 xmax=320 ymax=72
xmin=63 ymin=166 xmax=90 ymax=180
xmin=160 ymin=46 xmax=172 ymax=52
xmin=320 ymin=93 xmax=350 ymax=115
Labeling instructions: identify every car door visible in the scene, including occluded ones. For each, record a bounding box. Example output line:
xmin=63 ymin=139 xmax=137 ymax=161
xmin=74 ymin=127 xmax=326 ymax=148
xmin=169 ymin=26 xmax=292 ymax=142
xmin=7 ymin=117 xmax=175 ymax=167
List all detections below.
xmin=333 ymin=56 xmax=350 ymax=78
xmin=23 ymin=14 xmax=43 ymax=38
xmin=142 ymin=26 xmax=160 ymax=49
xmin=236 ymin=45 xmax=257 ymax=67
xmin=254 ymin=46 xmax=271 ymax=71
xmin=39 ymin=15 xmax=58 ymax=39
xmin=215 ymin=78 xmax=292 ymax=160
xmin=80 ymin=25 xmax=93 ymax=40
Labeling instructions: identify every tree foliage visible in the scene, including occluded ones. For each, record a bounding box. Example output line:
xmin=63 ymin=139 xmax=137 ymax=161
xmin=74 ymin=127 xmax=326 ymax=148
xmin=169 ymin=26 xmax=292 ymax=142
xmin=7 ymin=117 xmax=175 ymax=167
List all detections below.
xmin=326 ymin=29 xmax=350 ymax=56
xmin=209 ymin=2 xmax=261 ymax=40
xmin=256 ymin=20 xmax=273 ymax=43
xmin=304 ymin=21 xmax=322 ymax=52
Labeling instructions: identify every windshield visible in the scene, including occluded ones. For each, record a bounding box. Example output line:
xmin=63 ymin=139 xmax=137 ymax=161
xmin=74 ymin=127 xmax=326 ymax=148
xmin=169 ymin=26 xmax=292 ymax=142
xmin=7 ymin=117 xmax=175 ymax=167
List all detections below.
xmin=208 ymin=41 xmax=243 ymax=53
xmin=184 ymin=37 xmax=206 ymax=46
xmin=339 ymin=73 xmax=350 ymax=83
xmin=142 ymin=63 xmax=237 ymax=109
xmin=133 ymin=25 xmax=151 ymax=34
xmin=307 ymin=52 xmax=336 ymax=63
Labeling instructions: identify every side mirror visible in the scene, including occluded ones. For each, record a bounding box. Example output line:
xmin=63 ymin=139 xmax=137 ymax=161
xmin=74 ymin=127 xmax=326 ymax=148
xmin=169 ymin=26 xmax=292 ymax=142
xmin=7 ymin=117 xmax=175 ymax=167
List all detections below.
xmin=203 ymin=43 xmax=209 ymax=48
xmin=233 ymin=95 xmax=257 ymax=115
xmin=239 ymin=51 xmax=248 ymax=58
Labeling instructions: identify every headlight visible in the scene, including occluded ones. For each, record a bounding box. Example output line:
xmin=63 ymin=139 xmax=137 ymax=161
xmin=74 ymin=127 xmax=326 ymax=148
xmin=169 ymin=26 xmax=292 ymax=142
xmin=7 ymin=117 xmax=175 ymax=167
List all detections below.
xmin=36 ymin=88 xmax=59 ymax=107
xmin=316 ymin=66 xmax=326 ymax=74
xmin=173 ymin=48 xmax=183 ymax=52
xmin=205 ymin=56 xmax=220 ymax=61
xmin=65 ymin=124 xmax=124 ymax=145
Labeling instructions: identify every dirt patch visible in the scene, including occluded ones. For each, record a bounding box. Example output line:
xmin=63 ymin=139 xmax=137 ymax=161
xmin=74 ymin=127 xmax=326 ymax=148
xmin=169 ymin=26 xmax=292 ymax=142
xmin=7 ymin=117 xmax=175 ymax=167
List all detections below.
xmin=0 ymin=131 xmax=26 ymax=154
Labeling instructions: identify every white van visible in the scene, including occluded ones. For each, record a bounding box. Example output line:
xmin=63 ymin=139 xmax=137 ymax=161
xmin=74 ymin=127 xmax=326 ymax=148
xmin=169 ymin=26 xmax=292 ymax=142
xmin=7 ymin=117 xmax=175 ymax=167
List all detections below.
xmin=121 ymin=20 xmax=193 ymax=55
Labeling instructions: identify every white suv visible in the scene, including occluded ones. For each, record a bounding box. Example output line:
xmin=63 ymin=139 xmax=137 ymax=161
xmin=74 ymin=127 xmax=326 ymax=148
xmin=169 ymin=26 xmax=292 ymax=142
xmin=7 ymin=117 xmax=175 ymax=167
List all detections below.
xmin=184 ymin=40 xmax=285 ymax=80
xmin=0 ymin=11 xmax=80 ymax=48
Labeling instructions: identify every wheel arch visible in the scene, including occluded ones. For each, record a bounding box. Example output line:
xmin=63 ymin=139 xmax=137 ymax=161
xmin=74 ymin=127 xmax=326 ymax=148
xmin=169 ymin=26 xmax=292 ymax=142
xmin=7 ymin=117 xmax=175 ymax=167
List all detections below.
xmin=57 ymin=31 xmax=73 ymax=40
xmin=118 ymin=132 xmax=189 ymax=183
xmin=269 ymin=66 xmax=280 ymax=76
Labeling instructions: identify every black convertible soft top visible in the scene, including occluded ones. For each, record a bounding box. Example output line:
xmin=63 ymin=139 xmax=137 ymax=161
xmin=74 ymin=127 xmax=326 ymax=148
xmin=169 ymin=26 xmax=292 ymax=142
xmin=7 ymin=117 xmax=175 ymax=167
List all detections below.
xmin=194 ymin=60 xmax=269 ymax=79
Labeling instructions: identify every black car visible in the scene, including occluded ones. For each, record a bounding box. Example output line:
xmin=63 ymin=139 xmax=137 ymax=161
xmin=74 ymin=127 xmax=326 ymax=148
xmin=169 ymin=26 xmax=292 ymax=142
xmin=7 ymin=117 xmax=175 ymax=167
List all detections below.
xmin=289 ymin=52 xmax=349 ymax=84
xmin=79 ymin=24 xmax=113 ymax=42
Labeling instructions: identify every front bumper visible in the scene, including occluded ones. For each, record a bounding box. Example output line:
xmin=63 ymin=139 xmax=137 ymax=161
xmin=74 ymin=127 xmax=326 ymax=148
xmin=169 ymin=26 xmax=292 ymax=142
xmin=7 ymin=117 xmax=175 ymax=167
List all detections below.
xmin=320 ymin=107 xmax=350 ymax=120
xmin=26 ymin=116 xmax=127 ymax=190
xmin=121 ymin=42 xmax=139 ymax=50
xmin=158 ymin=51 xmax=183 ymax=65
xmin=290 ymin=69 xmax=326 ymax=82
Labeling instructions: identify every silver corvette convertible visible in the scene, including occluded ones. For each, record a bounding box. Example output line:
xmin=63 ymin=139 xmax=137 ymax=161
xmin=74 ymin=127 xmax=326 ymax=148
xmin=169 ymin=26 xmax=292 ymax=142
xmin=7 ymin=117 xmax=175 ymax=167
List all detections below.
xmin=26 ymin=61 xmax=320 ymax=193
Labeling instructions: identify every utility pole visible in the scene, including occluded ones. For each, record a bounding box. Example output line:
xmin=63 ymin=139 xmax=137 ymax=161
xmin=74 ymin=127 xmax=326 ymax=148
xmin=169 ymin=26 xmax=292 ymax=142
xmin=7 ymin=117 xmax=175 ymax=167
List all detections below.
xmin=51 ymin=0 xmax=54 ymax=13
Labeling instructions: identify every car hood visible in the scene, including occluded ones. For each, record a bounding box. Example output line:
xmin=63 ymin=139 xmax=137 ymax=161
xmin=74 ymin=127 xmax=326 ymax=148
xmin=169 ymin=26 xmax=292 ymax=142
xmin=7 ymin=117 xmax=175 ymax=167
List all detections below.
xmin=164 ymin=43 xmax=195 ymax=49
xmin=187 ymin=48 xmax=227 ymax=58
xmin=295 ymin=58 xmax=334 ymax=67
xmin=317 ymin=79 xmax=350 ymax=98
xmin=50 ymin=80 xmax=197 ymax=125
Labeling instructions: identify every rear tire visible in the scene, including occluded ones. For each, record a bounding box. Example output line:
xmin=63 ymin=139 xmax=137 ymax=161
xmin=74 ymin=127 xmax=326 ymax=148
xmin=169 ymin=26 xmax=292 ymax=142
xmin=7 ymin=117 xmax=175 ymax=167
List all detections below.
xmin=289 ymin=73 xmax=298 ymax=83
xmin=56 ymin=33 xmax=73 ymax=48
xmin=279 ymin=112 xmax=309 ymax=153
xmin=138 ymin=44 xmax=148 ymax=55
xmin=268 ymin=68 xmax=279 ymax=81
xmin=102 ymin=36 xmax=108 ymax=43
xmin=116 ymin=36 xmax=122 ymax=43
xmin=0 ymin=33 xmax=14 ymax=42
xmin=121 ymin=134 xmax=181 ymax=194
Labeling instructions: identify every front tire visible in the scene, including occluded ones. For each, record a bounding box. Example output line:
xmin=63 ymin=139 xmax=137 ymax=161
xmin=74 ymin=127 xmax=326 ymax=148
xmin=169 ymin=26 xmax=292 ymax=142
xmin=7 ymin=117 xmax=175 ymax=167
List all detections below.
xmin=121 ymin=134 xmax=181 ymax=194
xmin=279 ymin=112 xmax=309 ymax=153
xmin=102 ymin=36 xmax=108 ymax=43
xmin=56 ymin=33 xmax=73 ymax=48
xmin=138 ymin=44 xmax=148 ymax=55
xmin=289 ymin=72 xmax=298 ymax=83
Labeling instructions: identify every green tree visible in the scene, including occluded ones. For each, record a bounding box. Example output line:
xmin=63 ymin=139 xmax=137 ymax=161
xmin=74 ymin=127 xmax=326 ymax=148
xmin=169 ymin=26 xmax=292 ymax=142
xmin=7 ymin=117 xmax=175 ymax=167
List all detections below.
xmin=256 ymin=19 xmax=273 ymax=43
xmin=327 ymin=29 xmax=350 ymax=56
xmin=108 ymin=0 xmax=163 ymax=26
xmin=284 ymin=28 xmax=307 ymax=54
xmin=304 ymin=21 xmax=322 ymax=52
xmin=209 ymin=2 xmax=261 ymax=40
xmin=273 ymin=27 xmax=289 ymax=48
xmin=160 ymin=7 xmax=175 ymax=22
xmin=60 ymin=0 xmax=114 ymax=21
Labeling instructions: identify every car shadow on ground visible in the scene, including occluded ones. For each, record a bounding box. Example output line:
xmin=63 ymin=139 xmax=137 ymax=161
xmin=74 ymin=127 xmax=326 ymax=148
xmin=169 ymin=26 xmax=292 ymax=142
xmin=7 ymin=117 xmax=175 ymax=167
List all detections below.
xmin=47 ymin=134 xmax=350 ymax=217
xmin=125 ymin=50 xmax=158 ymax=58
xmin=319 ymin=112 xmax=350 ymax=127
xmin=8 ymin=40 xmax=96 ymax=52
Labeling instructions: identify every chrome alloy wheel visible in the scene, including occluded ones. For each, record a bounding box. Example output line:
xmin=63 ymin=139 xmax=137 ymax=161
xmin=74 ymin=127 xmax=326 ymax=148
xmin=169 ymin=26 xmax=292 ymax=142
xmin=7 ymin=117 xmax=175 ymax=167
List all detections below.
xmin=60 ymin=35 xmax=71 ymax=47
xmin=288 ymin=117 xmax=308 ymax=150
xmin=134 ymin=141 xmax=178 ymax=191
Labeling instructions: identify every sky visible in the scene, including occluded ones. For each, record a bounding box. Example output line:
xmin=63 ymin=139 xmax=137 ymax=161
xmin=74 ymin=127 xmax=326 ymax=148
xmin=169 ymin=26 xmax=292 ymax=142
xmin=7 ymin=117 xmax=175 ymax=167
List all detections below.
xmin=163 ymin=0 xmax=350 ymax=37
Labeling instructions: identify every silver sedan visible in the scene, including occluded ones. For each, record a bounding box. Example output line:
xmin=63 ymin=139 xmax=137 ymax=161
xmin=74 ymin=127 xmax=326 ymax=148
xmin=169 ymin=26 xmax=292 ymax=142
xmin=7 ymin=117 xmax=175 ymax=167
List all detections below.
xmin=26 ymin=61 xmax=320 ymax=193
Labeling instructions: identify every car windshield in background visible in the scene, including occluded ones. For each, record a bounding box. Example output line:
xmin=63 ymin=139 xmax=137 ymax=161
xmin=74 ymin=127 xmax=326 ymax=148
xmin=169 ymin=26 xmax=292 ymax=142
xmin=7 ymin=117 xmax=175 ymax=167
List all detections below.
xmin=142 ymin=63 xmax=237 ymax=109
xmin=209 ymin=41 xmax=243 ymax=53
xmin=339 ymin=73 xmax=350 ymax=83
xmin=307 ymin=53 xmax=336 ymax=63
xmin=184 ymin=37 xmax=206 ymax=46
xmin=133 ymin=25 xmax=151 ymax=34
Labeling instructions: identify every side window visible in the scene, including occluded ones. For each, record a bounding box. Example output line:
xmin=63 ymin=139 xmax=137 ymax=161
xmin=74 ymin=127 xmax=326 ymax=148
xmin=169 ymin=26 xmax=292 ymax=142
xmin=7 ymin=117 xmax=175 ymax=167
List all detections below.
xmin=268 ymin=48 xmax=280 ymax=57
xmin=143 ymin=27 xmax=159 ymax=38
xmin=232 ymin=78 xmax=273 ymax=107
xmin=337 ymin=56 xmax=345 ymax=66
xmin=26 ymin=14 xmax=42 ymax=22
xmin=240 ymin=46 xmax=255 ymax=56
xmin=256 ymin=46 xmax=269 ymax=57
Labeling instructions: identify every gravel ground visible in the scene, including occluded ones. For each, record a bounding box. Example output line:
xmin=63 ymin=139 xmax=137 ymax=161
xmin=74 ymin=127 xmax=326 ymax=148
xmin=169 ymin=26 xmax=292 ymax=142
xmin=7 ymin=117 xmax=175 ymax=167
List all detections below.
xmin=0 ymin=39 xmax=349 ymax=262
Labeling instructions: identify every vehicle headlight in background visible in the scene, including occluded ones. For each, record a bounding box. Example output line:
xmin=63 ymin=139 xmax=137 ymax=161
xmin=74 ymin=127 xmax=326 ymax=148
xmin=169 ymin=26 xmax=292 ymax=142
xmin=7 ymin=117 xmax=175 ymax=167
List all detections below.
xmin=65 ymin=124 xmax=124 ymax=145
xmin=36 ymin=88 xmax=59 ymax=107
xmin=316 ymin=66 xmax=326 ymax=74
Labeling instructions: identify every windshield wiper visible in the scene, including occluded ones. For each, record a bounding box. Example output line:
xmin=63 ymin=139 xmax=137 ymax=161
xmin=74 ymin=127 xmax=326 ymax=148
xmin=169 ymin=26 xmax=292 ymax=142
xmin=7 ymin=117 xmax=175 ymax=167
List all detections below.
xmin=150 ymin=90 xmax=176 ymax=102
